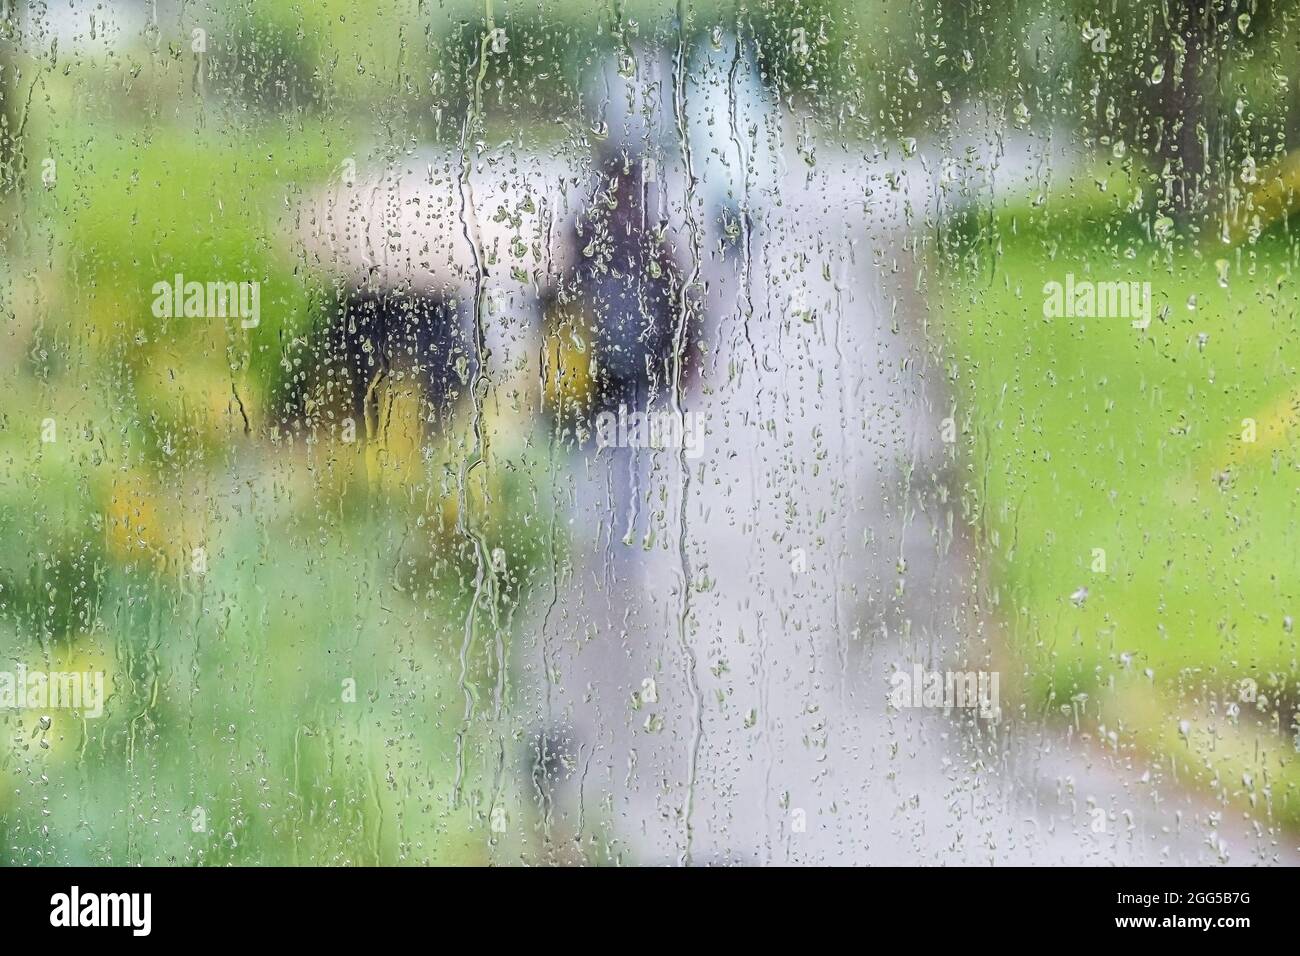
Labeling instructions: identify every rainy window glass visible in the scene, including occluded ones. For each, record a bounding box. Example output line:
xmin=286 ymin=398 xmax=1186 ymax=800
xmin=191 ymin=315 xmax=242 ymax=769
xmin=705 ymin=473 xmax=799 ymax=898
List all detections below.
xmin=0 ymin=0 xmax=1296 ymax=868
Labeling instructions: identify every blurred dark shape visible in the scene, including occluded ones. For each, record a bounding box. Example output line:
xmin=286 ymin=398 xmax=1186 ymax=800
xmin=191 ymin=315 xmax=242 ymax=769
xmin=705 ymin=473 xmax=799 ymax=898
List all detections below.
xmin=568 ymin=146 xmax=689 ymax=416
xmin=279 ymin=282 xmax=469 ymax=436
xmin=1144 ymin=0 xmax=1220 ymax=225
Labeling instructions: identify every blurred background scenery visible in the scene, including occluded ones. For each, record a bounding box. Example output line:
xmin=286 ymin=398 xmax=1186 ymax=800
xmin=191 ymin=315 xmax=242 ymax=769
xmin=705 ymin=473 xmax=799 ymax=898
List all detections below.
xmin=1 ymin=0 xmax=1299 ymax=865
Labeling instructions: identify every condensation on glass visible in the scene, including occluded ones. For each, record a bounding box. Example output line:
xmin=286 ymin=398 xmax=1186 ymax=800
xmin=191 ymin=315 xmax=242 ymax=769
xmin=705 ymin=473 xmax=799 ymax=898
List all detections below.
xmin=0 ymin=0 xmax=1292 ymax=865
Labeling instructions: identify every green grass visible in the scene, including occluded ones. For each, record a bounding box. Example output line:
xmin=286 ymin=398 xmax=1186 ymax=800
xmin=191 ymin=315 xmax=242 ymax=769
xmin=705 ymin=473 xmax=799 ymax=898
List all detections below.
xmin=938 ymin=186 xmax=1300 ymax=825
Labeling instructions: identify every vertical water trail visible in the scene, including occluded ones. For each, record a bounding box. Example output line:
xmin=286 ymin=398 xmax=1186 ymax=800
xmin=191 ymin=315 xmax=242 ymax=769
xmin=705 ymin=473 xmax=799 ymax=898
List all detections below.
xmin=727 ymin=16 xmax=759 ymax=375
xmin=452 ymin=5 xmax=498 ymax=808
xmin=671 ymin=0 xmax=704 ymax=866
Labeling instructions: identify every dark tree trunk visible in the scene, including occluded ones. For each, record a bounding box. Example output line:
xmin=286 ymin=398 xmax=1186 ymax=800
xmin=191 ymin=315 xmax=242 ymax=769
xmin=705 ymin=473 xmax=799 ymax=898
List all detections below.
xmin=1150 ymin=0 xmax=1222 ymax=226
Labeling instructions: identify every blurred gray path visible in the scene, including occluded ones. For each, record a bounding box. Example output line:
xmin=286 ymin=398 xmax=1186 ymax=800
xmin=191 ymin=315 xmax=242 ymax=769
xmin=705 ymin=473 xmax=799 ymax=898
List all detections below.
xmin=502 ymin=101 xmax=1297 ymax=866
